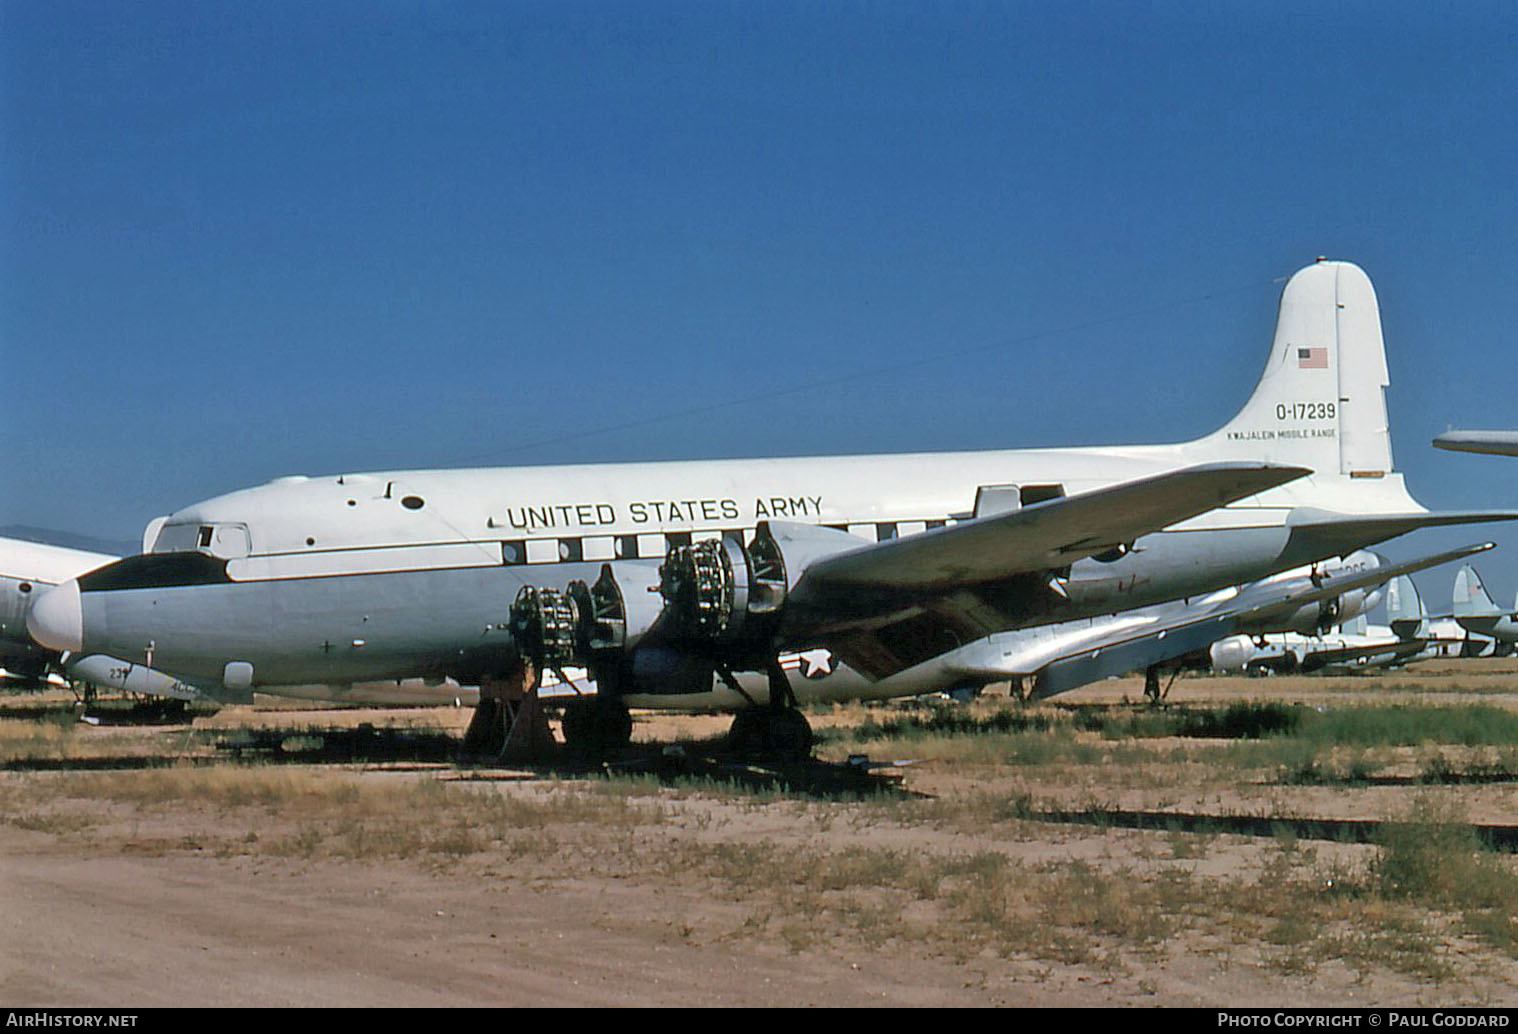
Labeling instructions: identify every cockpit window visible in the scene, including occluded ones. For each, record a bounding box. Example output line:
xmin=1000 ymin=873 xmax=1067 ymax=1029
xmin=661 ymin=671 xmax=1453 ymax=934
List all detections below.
xmin=152 ymin=522 xmax=251 ymax=559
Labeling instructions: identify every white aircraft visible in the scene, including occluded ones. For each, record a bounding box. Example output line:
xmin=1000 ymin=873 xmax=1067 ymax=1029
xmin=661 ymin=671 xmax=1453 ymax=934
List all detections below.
xmin=1216 ymin=612 xmax=1467 ymax=678
xmin=1227 ymin=619 xmax=1423 ymax=677
xmin=1452 ymin=565 xmax=1518 ymax=646
xmin=28 ymin=260 xmax=1518 ymax=755
xmin=1434 ymin=431 xmax=1518 ymax=457
xmin=0 ymin=536 xmax=116 ymax=685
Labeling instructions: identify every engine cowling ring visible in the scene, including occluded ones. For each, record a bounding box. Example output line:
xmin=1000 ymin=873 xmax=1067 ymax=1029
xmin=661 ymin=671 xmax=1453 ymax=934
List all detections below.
xmin=658 ymin=538 xmax=750 ymax=642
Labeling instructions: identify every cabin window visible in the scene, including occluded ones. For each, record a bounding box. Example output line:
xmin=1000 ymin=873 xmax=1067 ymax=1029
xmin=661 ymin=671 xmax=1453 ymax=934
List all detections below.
xmin=524 ymin=540 xmax=559 ymax=564
xmin=582 ymin=536 xmax=616 ymax=561
xmin=501 ymin=541 xmax=525 ymax=565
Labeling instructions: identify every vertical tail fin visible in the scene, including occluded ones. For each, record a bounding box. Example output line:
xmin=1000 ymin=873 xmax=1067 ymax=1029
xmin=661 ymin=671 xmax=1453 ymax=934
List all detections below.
xmin=1386 ymin=574 xmax=1427 ymax=640
xmin=1198 ymin=260 xmax=1396 ymax=480
xmin=1453 ymin=565 xmax=1500 ymax=617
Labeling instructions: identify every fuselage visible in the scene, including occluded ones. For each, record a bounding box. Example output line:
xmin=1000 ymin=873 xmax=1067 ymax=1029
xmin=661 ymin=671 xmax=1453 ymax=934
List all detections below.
xmin=36 ymin=442 xmax=1421 ymax=703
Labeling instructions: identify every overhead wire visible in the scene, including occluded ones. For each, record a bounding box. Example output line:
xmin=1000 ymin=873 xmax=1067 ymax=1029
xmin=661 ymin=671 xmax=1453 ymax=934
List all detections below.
xmin=448 ymin=272 xmax=1287 ymax=466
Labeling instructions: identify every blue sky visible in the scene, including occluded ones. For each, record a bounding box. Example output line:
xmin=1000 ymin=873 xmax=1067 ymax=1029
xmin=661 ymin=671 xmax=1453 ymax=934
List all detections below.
xmin=3 ymin=1 xmax=1517 ymax=605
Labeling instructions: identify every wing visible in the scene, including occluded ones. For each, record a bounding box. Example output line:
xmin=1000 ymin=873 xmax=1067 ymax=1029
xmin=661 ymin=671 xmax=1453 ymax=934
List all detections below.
xmin=948 ymin=541 xmax=1494 ymax=698
xmin=1298 ymin=640 xmax=1427 ymax=672
xmin=769 ymin=461 xmax=1310 ymax=676
xmin=796 ymin=462 xmax=1309 ymax=593
xmin=1433 ymin=431 xmax=1518 ymax=457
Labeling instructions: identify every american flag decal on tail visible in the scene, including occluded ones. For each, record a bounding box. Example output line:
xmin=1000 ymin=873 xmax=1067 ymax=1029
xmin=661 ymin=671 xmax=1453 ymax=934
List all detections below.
xmin=1297 ymin=346 xmax=1328 ymax=369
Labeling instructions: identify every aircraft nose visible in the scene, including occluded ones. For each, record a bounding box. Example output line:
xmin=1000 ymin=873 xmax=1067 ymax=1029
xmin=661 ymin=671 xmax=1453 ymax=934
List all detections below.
xmin=27 ymin=579 xmax=83 ymax=653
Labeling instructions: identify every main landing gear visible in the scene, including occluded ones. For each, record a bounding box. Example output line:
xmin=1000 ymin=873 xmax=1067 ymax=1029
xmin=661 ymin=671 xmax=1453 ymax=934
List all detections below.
xmin=1143 ymin=664 xmax=1179 ymax=704
xmin=560 ymin=694 xmax=633 ymax=757
xmin=724 ymin=660 xmax=814 ymax=760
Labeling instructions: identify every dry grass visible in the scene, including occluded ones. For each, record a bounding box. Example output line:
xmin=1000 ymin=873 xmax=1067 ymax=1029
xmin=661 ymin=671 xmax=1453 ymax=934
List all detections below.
xmin=7 ymin=677 xmax=1518 ymax=997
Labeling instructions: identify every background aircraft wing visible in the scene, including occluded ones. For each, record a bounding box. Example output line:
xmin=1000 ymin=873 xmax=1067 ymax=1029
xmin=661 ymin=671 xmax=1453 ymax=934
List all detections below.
xmin=1298 ymin=640 xmax=1428 ymax=672
xmin=1433 ymin=431 xmax=1518 ymax=457
xmin=948 ymin=541 xmax=1494 ymax=697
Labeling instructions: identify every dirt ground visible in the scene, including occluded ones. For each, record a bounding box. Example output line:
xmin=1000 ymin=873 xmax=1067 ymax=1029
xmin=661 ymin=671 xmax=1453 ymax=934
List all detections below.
xmin=5 ymin=660 xmax=1518 ymax=1008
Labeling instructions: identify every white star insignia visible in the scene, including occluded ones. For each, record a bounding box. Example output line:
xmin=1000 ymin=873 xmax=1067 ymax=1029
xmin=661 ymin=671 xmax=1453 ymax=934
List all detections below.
xmin=798 ymin=649 xmax=835 ymax=680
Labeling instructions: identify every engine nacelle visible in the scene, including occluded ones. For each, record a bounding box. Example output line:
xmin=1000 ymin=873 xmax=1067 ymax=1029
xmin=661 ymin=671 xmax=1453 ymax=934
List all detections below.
xmin=1208 ymin=634 xmax=1256 ymax=672
xmin=507 ymin=522 xmax=869 ymax=695
xmin=1285 ymin=598 xmax=1342 ymax=637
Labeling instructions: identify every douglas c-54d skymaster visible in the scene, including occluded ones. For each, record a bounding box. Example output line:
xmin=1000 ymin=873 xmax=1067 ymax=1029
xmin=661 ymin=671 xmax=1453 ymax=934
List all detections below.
xmin=27 ymin=260 xmax=1518 ymax=756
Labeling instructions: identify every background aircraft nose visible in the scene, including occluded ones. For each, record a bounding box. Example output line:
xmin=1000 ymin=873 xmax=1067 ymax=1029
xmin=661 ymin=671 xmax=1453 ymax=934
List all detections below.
xmin=27 ymin=579 xmax=83 ymax=653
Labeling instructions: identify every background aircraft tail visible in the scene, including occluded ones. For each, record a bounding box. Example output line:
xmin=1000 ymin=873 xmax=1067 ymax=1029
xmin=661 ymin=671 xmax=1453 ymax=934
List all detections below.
xmin=1193 ymin=260 xmax=1397 ymax=483
xmin=1386 ymin=574 xmax=1426 ymax=640
xmin=1453 ymin=564 xmax=1501 ymax=618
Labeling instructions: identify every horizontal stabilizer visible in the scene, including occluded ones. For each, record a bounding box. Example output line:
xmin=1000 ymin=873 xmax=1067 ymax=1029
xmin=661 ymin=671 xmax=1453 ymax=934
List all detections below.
xmin=1281 ymin=509 xmax=1518 ymax=566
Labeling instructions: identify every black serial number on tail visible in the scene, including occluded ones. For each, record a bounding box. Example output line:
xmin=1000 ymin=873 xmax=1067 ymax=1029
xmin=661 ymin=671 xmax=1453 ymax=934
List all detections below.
xmin=1276 ymin=402 xmax=1336 ymax=421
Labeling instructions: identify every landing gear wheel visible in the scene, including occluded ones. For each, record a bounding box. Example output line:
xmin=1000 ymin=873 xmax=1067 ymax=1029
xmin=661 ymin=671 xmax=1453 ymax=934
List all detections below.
xmin=726 ymin=708 xmax=814 ymax=760
xmin=764 ymin=708 xmax=813 ymax=760
xmin=726 ymin=708 xmax=765 ymax=754
xmin=561 ymin=696 xmax=633 ymax=757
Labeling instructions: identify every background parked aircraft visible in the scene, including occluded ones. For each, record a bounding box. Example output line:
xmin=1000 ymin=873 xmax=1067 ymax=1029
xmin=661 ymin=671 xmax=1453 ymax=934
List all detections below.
xmin=0 ymin=536 xmax=115 ymax=686
xmin=1452 ymin=565 xmax=1518 ymax=646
